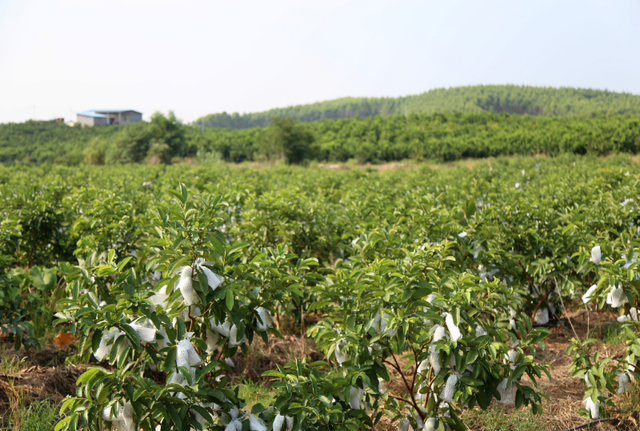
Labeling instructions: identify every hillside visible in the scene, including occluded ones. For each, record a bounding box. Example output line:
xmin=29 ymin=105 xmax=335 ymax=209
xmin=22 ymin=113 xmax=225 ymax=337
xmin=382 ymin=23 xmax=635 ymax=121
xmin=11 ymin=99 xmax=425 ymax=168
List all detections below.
xmin=196 ymin=85 xmax=640 ymax=129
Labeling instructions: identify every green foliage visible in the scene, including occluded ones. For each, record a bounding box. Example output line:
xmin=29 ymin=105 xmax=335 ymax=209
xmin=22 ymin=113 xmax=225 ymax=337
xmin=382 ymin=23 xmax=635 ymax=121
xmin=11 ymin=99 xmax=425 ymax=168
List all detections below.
xmin=83 ymin=137 xmax=113 ymax=165
xmin=267 ymin=360 xmax=378 ymax=431
xmin=193 ymin=112 xmax=640 ymax=163
xmin=3 ymin=155 xmax=640 ymax=428
xmin=0 ymin=262 xmax=63 ymax=347
xmin=113 ymin=111 xmax=189 ymax=163
xmin=0 ymin=120 xmax=120 ymax=165
xmin=258 ymin=117 xmax=315 ymax=164
xmin=237 ymin=380 xmax=275 ymax=410
xmin=147 ymin=110 xmax=188 ymax=159
xmin=567 ymin=232 xmax=640 ymax=419
xmin=113 ymin=121 xmax=153 ymax=163
xmin=3 ymin=400 xmax=60 ymax=431
xmin=53 ymin=184 xmax=323 ymax=431
xmin=0 ymin=112 xmax=189 ymax=165
xmin=0 ymin=211 xmax=59 ymax=349
xmin=308 ymin=234 xmax=549 ymax=428
xmin=196 ymin=85 xmax=640 ymax=129
xmin=4 ymin=110 xmax=640 ymax=165
xmin=0 ymin=270 xmax=40 ymax=351
xmin=1 ymin=182 xmax=74 ymax=267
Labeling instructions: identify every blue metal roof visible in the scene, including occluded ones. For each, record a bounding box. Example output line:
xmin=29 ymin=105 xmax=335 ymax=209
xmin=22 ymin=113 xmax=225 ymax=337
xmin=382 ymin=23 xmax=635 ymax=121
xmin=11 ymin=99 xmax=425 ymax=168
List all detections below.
xmin=77 ymin=109 xmax=142 ymax=117
xmin=77 ymin=111 xmax=107 ymax=118
xmin=93 ymin=109 xmax=141 ymax=114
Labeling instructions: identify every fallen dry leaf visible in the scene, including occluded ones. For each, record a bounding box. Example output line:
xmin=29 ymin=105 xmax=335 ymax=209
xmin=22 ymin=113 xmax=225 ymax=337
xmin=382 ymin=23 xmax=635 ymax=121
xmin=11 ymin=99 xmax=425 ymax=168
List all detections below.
xmin=53 ymin=331 xmax=76 ymax=350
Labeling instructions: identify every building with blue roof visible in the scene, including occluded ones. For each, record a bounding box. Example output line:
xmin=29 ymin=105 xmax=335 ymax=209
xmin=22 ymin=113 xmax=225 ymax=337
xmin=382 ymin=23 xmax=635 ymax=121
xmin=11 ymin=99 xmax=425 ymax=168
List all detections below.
xmin=76 ymin=109 xmax=142 ymax=127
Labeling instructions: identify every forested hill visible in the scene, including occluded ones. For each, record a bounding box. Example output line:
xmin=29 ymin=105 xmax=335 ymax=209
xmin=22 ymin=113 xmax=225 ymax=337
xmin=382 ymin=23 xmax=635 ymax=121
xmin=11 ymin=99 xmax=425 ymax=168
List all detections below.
xmin=196 ymin=85 xmax=640 ymax=129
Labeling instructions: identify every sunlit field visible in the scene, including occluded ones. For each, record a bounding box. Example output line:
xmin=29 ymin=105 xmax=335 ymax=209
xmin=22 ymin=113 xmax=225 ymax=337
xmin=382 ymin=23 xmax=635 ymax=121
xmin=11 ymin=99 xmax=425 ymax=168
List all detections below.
xmin=2 ymin=155 xmax=639 ymax=430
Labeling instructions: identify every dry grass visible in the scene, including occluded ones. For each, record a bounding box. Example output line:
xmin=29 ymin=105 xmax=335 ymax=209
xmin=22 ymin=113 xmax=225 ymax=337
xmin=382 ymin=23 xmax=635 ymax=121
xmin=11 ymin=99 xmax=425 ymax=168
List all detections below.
xmin=0 ymin=345 xmax=88 ymax=428
xmin=315 ymin=162 xmax=418 ymax=171
xmin=0 ymin=357 xmax=24 ymax=429
xmin=230 ymin=334 xmax=322 ymax=382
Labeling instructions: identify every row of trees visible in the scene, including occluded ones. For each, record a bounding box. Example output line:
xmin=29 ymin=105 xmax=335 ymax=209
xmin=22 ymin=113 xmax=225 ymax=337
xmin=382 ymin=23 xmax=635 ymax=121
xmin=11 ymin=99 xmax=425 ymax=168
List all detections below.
xmin=0 ymin=120 xmax=120 ymax=165
xmin=196 ymin=85 xmax=640 ymax=129
xmin=3 ymin=111 xmax=640 ymax=165
xmin=85 ymin=111 xmax=189 ymax=164
xmin=0 ymin=112 xmax=192 ymax=165
xmin=194 ymin=112 xmax=640 ymax=163
xmin=0 ymin=115 xmax=315 ymax=165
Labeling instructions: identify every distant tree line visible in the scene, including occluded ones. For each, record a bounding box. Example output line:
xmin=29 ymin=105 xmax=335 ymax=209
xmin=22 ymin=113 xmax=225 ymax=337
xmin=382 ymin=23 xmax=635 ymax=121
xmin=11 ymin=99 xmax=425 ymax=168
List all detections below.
xmin=194 ymin=113 xmax=640 ymax=163
xmin=0 ymin=120 xmax=120 ymax=165
xmin=0 ymin=112 xmax=193 ymax=165
xmin=196 ymin=85 xmax=640 ymax=129
xmin=3 ymin=111 xmax=639 ymax=166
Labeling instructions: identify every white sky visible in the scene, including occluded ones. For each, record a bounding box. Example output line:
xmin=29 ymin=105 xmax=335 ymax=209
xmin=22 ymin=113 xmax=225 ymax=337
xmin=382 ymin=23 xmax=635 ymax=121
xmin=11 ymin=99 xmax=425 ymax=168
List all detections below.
xmin=0 ymin=0 xmax=638 ymax=124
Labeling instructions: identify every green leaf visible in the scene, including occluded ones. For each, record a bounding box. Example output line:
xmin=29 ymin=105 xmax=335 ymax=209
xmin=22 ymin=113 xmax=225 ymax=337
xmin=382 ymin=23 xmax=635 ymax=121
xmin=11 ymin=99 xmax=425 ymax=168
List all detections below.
xmin=165 ymin=401 xmax=182 ymax=428
xmin=29 ymin=267 xmax=56 ymax=292
xmin=515 ymin=388 xmax=523 ymax=408
xmin=54 ymin=416 xmax=73 ymax=431
xmin=225 ymin=289 xmax=234 ymax=311
xmin=164 ymin=346 xmax=177 ymax=373
xmin=121 ymin=324 xmax=141 ymax=348
xmin=176 ymin=317 xmax=186 ymax=340
xmin=76 ymin=367 xmax=101 ymax=385
xmin=116 ymin=256 xmax=133 ymax=272
xmin=180 ymin=183 xmax=189 ymax=203
xmin=191 ymin=405 xmax=213 ymax=425
xmin=169 ymin=189 xmax=186 ymax=204
xmin=477 ymin=389 xmax=492 ymax=409
xmin=400 ymin=289 xmax=413 ymax=302
xmin=178 ymin=366 xmax=192 ymax=385
xmin=372 ymin=362 xmax=390 ymax=381
xmin=251 ymin=403 xmax=265 ymax=414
